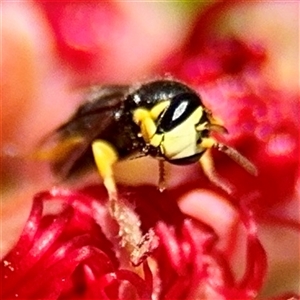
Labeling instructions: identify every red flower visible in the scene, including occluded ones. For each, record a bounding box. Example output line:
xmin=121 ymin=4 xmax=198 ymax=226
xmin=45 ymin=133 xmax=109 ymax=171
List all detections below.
xmin=162 ymin=37 xmax=299 ymax=211
xmin=1 ymin=185 xmax=270 ymax=299
xmin=2 ymin=2 xmax=299 ymax=300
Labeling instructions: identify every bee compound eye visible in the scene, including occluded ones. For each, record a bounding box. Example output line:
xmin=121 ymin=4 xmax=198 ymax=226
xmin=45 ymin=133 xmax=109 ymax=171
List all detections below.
xmin=157 ymin=92 xmax=202 ymax=133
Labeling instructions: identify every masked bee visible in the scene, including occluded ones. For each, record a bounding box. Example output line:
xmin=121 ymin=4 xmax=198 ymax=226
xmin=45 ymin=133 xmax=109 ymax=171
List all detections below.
xmin=35 ymin=79 xmax=257 ymax=264
xmin=38 ymin=79 xmax=257 ymax=199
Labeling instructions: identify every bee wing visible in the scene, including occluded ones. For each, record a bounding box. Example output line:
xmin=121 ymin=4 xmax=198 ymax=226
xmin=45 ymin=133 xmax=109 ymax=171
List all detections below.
xmin=35 ymin=85 xmax=131 ymax=179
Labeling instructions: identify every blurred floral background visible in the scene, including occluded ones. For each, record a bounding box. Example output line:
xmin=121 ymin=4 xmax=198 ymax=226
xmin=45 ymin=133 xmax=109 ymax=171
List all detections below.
xmin=1 ymin=1 xmax=299 ymax=299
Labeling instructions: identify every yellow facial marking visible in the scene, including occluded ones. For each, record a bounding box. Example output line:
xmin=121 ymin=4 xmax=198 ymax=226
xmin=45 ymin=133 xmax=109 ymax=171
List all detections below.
xmin=150 ymin=106 xmax=204 ymax=160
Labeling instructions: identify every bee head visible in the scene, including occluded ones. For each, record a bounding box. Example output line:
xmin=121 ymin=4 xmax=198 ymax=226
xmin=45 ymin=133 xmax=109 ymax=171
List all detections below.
xmin=149 ymin=89 xmax=213 ymax=165
xmin=132 ymin=80 xmax=228 ymax=166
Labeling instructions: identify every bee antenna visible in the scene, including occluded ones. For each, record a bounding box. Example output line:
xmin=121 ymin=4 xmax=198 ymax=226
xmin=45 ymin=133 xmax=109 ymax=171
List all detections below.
xmin=215 ymin=143 xmax=258 ymax=176
xmin=209 ymin=123 xmax=229 ymax=134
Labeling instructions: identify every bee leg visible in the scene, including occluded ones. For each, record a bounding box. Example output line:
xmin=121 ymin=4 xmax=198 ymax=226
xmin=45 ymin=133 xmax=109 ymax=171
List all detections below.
xmin=133 ymin=108 xmax=167 ymax=192
xmin=92 ymin=140 xmax=118 ymax=200
xmin=199 ymin=137 xmax=235 ymax=195
xmin=92 ymin=139 xmax=158 ymax=265
xmin=133 ymin=107 xmax=157 ymax=143
xmin=158 ymin=160 xmax=166 ymax=192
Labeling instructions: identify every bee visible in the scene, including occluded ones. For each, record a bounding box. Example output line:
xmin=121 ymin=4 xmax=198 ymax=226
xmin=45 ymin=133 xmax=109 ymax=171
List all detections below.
xmin=39 ymin=79 xmax=256 ymax=197
xmin=37 ymin=79 xmax=257 ymax=263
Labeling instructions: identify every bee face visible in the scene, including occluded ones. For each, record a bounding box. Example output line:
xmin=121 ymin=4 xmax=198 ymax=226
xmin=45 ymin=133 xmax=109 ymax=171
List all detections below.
xmin=145 ymin=91 xmax=210 ymax=164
